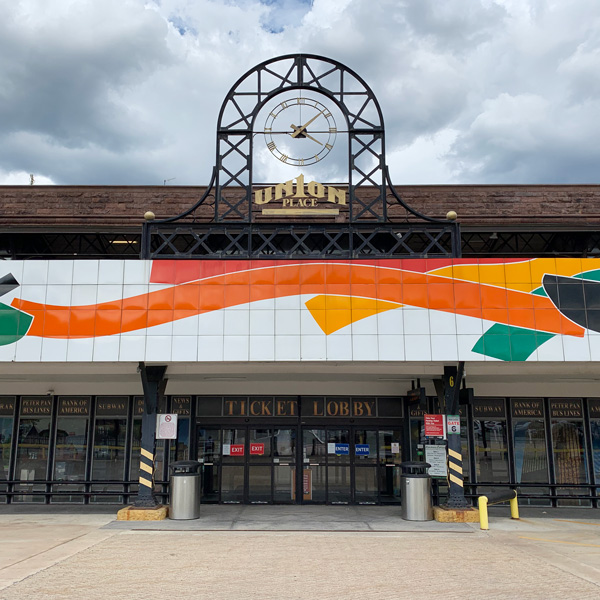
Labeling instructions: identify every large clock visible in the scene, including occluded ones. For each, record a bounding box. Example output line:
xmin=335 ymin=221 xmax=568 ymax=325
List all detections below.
xmin=263 ymin=97 xmax=337 ymax=166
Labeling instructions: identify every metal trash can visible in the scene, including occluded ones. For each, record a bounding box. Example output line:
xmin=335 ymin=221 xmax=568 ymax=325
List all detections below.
xmin=169 ymin=460 xmax=201 ymax=520
xmin=400 ymin=461 xmax=433 ymax=521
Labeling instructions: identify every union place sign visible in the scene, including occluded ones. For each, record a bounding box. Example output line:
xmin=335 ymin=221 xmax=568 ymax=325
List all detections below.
xmin=254 ymin=174 xmax=346 ymax=216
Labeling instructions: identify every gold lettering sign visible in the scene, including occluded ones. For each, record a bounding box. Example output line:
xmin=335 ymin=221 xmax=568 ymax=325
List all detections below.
xmin=255 ymin=174 xmax=346 ymax=216
xmin=511 ymin=399 xmax=544 ymax=419
xmin=410 ymin=407 xmax=426 ymax=418
xmin=549 ymin=399 xmax=582 ymax=419
xmin=96 ymin=397 xmax=128 ymax=416
xmin=0 ymin=397 xmax=15 ymax=416
xmin=58 ymin=397 xmax=90 ymax=416
xmin=221 ymin=398 xmax=298 ymax=417
xmin=306 ymin=398 xmax=377 ymax=418
xmin=21 ymin=396 xmax=52 ymax=416
xmin=473 ymin=398 xmax=506 ymax=419
xmin=589 ymin=398 xmax=600 ymax=418
xmin=134 ymin=396 xmax=144 ymax=416
xmin=172 ymin=396 xmax=191 ymax=416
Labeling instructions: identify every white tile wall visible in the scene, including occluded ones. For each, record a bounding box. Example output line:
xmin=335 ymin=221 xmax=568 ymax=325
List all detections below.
xmin=2 ymin=259 xmax=599 ymax=365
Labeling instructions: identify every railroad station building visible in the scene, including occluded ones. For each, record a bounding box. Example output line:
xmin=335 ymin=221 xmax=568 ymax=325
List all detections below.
xmin=0 ymin=55 xmax=599 ymax=510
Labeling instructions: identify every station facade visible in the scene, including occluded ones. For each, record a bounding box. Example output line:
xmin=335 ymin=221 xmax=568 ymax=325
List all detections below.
xmin=1 ymin=54 xmax=600 ymax=509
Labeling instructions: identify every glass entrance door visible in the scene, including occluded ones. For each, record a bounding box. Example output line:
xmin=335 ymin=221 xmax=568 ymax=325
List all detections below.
xmin=302 ymin=426 xmax=402 ymax=504
xmin=197 ymin=426 xmax=298 ymax=503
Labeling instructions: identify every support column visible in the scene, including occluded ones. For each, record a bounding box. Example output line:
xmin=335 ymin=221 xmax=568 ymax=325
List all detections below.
xmin=444 ymin=363 xmax=470 ymax=509
xmin=134 ymin=362 xmax=168 ymax=509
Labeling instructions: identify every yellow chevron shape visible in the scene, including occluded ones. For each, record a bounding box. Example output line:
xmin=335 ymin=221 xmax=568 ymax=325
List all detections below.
xmin=305 ymin=295 xmax=402 ymax=335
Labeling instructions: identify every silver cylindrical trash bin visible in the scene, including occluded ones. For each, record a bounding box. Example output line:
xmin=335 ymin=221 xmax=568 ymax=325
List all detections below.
xmin=169 ymin=460 xmax=201 ymax=520
xmin=400 ymin=461 xmax=433 ymax=521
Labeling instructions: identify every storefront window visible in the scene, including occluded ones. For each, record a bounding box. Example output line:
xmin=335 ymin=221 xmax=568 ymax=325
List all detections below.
xmin=590 ymin=399 xmax=600 ymax=493
xmin=550 ymin=399 xmax=589 ymax=506
xmin=91 ymin=397 xmax=128 ymax=503
xmin=512 ymin=399 xmax=550 ymax=505
xmin=473 ymin=399 xmax=509 ymax=490
xmin=51 ymin=397 xmax=90 ymax=504
xmin=14 ymin=396 xmax=53 ymax=503
xmin=0 ymin=397 xmax=15 ymax=501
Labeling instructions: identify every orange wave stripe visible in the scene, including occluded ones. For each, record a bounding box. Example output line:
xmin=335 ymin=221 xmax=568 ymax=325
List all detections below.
xmin=11 ymin=263 xmax=584 ymax=338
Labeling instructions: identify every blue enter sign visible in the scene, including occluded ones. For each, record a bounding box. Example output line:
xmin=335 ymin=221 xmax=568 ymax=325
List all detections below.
xmin=335 ymin=443 xmax=350 ymax=455
xmin=355 ymin=444 xmax=370 ymax=455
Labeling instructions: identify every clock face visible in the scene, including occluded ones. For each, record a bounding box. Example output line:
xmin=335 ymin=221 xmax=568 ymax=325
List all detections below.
xmin=263 ymin=97 xmax=337 ymax=166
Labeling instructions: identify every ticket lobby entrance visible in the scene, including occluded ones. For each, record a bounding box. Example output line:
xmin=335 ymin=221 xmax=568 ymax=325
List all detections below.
xmin=196 ymin=396 xmax=404 ymax=505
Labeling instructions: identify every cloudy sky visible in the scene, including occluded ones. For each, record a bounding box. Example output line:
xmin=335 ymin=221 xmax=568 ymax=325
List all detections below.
xmin=1 ymin=0 xmax=599 ymax=186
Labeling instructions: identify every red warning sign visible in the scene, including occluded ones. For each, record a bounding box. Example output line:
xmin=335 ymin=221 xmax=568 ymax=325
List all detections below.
xmin=250 ymin=443 xmax=264 ymax=455
xmin=424 ymin=414 xmax=445 ymax=437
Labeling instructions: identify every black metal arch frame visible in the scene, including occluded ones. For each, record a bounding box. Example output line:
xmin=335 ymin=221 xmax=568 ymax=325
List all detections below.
xmin=141 ymin=54 xmax=460 ymax=259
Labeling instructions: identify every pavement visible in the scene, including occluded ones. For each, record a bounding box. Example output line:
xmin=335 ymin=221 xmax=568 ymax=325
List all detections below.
xmin=0 ymin=505 xmax=599 ymax=599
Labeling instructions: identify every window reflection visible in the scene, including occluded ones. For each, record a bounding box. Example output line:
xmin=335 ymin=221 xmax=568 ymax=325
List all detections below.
xmin=473 ymin=420 xmax=509 ymax=484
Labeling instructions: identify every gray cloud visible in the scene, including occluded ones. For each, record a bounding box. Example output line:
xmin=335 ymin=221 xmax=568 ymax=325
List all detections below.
xmin=0 ymin=0 xmax=598 ymax=186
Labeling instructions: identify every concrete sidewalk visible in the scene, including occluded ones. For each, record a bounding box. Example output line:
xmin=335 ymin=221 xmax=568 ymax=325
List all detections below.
xmin=1 ymin=506 xmax=599 ymax=599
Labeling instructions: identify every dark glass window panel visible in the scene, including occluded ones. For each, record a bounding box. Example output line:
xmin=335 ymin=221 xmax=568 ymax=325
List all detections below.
xmin=91 ymin=418 xmax=127 ymax=503
xmin=378 ymin=429 xmax=401 ymax=503
xmin=552 ymin=420 xmax=590 ymax=506
xmin=128 ymin=418 xmax=142 ymax=498
xmin=354 ymin=467 xmax=378 ymax=504
xmin=327 ymin=429 xmax=350 ymax=465
xmin=221 ymin=466 xmax=244 ymax=503
xmin=273 ymin=429 xmax=296 ymax=460
xmin=51 ymin=417 xmax=88 ymax=503
xmin=327 ymin=465 xmax=351 ymax=503
xmin=354 ymin=429 xmax=377 ymax=464
xmin=409 ymin=418 xmax=426 ymax=461
xmin=248 ymin=465 xmax=272 ymax=503
xmin=274 ymin=465 xmax=295 ymax=503
xmin=170 ymin=418 xmax=190 ymax=463
xmin=378 ymin=397 xmax=402 ymax=417
xmin=196 ymin=396 xmax=222 ymax=417
xmin=303 ymin=429 xmax=326 ymax=462
xmin=0 ymin=417 xmax=12 ymax=482
xmin=197 ymin=428 xmax=220 ymax=503
xmin=222 ymin=429 xmax=246 ymax=463
xmin=591 ymin=420 xmax=600 ymax=493
xmin=302 ymin=429 xmax=326 ymax=502
xmin=14 ymin=417 xmax=51 ymax=502
xmin=473 ymin=420 xmax=509 ymax=484
xmin=249 ymin=429 xmax=272 ymax=462
xmin=512 ymin=416 xmax=550 ymax=506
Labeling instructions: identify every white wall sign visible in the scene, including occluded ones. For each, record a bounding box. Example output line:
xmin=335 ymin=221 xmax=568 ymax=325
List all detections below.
xmin=425 ymin=445 xmax=447 ymax=478
xmin=156 ymin=414 xmax=178 ymax=439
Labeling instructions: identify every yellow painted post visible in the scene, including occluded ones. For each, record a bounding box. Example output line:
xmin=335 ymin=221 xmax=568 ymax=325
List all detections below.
xmin=510 ymin=493 xmax=519 ymax=520
xmin=478 ymin=496 xmax=489 ymax=530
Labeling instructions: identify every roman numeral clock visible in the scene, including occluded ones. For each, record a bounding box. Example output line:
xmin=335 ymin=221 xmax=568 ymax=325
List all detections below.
xmin=141 ymin=54 xmax=461 ymax=259
xmin=264 ymin=97 xmax=337 ymax=166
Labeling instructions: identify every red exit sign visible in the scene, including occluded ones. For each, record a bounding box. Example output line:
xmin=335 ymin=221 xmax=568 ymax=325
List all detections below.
xmin=250 ymin=443 xmax=264 ymax=455
xmin=230 ymin=444 xmax=245 ymax=455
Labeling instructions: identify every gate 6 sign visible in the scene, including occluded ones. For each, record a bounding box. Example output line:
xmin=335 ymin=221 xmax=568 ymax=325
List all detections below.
xmin=447 ymin=415 xmax=460 ymax=435
xmin=156 ymin=414 xmax=178 ymax=440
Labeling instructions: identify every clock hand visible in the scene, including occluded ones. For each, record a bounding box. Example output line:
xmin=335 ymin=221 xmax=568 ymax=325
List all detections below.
xmin=289 ymin=124 xmax=322 ymax=145
xmin=290 ymin=110 xmax=323 ymax=138
xmin=303 ymin=132 xmax=323 ymax=145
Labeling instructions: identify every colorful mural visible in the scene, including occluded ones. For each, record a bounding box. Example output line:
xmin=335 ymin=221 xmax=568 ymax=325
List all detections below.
xmin=0 ymin=258 xmax=599 ymax=362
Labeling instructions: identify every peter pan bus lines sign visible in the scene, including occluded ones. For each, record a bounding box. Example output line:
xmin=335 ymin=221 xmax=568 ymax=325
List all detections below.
xmin=254 ymin=174 xmax=346 ymax=216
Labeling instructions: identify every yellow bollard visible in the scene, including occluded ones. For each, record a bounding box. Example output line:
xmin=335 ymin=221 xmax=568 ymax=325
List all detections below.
xmin=510 ymin=493 xmax=520 ymax=520
xmin=478 ymin=496 xmax=489 ymax=530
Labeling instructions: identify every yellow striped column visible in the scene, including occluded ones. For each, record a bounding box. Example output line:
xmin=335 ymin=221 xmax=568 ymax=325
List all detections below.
xmin=133 ymin=363 xmax=167 ymax=509
xmin=444 ymin=364 xmax=470 ymax=509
